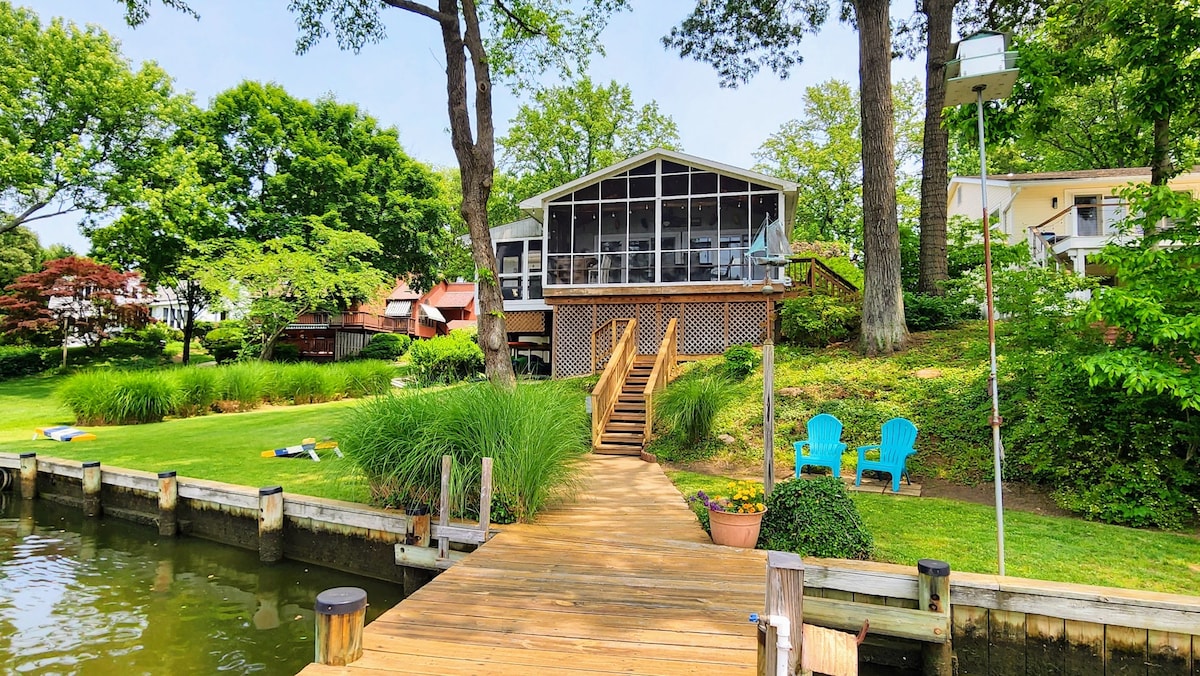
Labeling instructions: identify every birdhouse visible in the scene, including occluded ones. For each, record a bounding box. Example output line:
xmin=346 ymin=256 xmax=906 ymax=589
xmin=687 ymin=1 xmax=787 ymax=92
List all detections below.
xmin=944 ymin=30 xmax=1018 ymax=107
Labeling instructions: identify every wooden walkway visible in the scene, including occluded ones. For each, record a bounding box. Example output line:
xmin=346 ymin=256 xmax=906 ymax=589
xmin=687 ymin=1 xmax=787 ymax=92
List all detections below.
xmin=300 ymin=455 xmax=768 ymax=675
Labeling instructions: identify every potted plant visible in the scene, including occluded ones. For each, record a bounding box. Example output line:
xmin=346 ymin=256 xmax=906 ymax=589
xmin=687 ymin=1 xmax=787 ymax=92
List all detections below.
xmin=689 ymin=481 xmax=767 ymax=548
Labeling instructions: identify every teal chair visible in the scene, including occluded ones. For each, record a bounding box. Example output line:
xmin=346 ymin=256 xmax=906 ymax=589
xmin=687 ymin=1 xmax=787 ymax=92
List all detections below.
xmin=794 ymin=414 xmax=847 ymax=478
xmin=856 ymin=418 xmax=918 ymax=493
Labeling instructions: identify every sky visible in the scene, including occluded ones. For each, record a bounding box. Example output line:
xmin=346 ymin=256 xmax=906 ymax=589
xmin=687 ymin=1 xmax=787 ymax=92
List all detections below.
xmin=20 ymin=1 xmax=927 ymax=251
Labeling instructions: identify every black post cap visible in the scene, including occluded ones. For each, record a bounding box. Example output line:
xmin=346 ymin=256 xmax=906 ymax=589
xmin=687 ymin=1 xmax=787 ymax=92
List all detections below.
xmin=82 ymin=461 xmax=100 ymax=468
xmin=19 ymin=452 xmax=35 ymax=459
xmin=158 ymin=471 xmax=177 ymax=479
xmin=259 ymin=486 xmax=283 ymax=496
xmin=316 ymin=587 xmax=368 ymax=615
xmin=918 ymin=559 xmax=951 ymax=577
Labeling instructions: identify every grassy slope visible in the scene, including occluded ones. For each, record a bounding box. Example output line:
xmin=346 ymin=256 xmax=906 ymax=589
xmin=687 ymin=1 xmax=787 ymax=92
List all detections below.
xmin=670 ymin=470 xmax=1200 ymax=594
xmin=0 ymin=374 xmax=369 ymax=502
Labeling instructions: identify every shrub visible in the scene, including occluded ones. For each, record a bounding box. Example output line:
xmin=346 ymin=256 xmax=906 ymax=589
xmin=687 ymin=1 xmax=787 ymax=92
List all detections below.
xmin=270 ymin=342 xmax=301 ymax=363
xmin=758 ymin=477 xmax=873 ymax=559
xmin=135 ymin=323 xmax=184 ymax=344
xmin=903 ymin=292 xmax=975 ymax=332
xmin=723 ymin=344 xmax=760 ymax=380
xmin=0 ymin=346 xmax=48 ymax=380
xmin=337 ymin=382 xmax=588 ymax=522
xmin=59 ymin=370 xmax=182 ymax=425
xmin=408 ymin=332 xmax=484 ymax=383
xmin=656 ymin=373 xmax=735 ymax=445
xmin=201 ymin=323 xmax=246 ymax=364
xmin=173 ymin=367 xmax=220 ymax=416
xmin=780 ymin=295 xmax=861 ymax=347
xmin=358 ymin=333 xmax=411 ymax=361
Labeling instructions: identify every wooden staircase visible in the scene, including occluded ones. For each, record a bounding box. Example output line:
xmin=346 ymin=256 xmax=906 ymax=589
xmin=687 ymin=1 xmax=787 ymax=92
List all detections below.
xmin=595 ymin=357 xmax=655 ymax=455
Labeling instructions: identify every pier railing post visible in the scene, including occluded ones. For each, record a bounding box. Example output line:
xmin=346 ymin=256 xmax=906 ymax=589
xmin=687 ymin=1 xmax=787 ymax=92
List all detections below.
xmin=82 ymin=461 xmax=101 ymax=517
xmin=919 ymin=558 xmax=953 ymax=676
xmin=479 ymin=457 xmax=493 ymax=539
xmin=315 ymin=587 xmax=367 ymax=666
xmin=437 ymin=455 xmax=451 ymax=563
xmin=158 ymin=471 xmax=178 ymax=536
xmin=18 ymin=452 xmax=36 ymax=499
xmin=759 ymin=550 xmax=805 ymax=676
xmin=259 ymin=486 xmax=284 ymax=563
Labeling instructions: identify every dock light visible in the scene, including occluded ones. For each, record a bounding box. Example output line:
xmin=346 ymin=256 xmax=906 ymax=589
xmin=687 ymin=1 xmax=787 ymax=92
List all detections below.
xmin=748 ymin=216 xmax=791 ymax=496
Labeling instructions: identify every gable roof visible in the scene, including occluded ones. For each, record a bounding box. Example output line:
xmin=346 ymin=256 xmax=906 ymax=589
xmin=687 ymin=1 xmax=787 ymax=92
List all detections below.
xmin=517 ymin=148 xmax=798 ymax=212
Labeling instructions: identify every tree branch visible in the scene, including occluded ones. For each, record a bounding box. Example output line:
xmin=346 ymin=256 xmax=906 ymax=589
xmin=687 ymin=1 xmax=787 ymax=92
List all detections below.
xmin=491 ymin=0 xmax=545 ymax=38
xmin=382 ymin=0 xmax=449 ymax=22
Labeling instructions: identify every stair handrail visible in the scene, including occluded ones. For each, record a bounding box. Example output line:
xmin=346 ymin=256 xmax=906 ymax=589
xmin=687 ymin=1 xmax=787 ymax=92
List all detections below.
xmin=591 ymin=318 xmax=633 ymax=374
xmin=642 ymin=318 xmax=679 ymax=443
xmin=590 ymin=319 xmax=638 ymax=449
xmin=784 ymin=257 xmax=859 ymax=298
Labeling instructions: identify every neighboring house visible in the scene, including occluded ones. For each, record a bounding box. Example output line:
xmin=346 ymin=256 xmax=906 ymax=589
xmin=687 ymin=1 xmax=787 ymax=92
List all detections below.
xmin=281 ymin=279 xmax=478 ymax=361
xmin=147 ymin=287 xmax=231 ymax=330
xmin=487 ymin=148 xmax=856 ymax=378
xmin=947 ymin=167 xmax=1200 ymax=276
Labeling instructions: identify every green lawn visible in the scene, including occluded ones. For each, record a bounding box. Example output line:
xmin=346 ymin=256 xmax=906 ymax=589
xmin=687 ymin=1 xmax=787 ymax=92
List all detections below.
xmin=0 ymin=374 xmax=370 ymax=502
xmin=669 ymin=470 xmax=1200 ymax=595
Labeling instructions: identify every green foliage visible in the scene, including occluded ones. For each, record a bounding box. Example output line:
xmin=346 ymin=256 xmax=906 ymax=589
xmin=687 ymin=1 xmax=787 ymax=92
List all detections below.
xmin=357 ymin=333 xmax=410 ymax=361
xmin=0 ymin=346 xmax=48 ymax=380
xmin=722 ymin=344 xmax=761 ymax=380
xmin=903 ymin=292 xmax=975 ymax=332
xmin=270 ymin=342 xmax=302 ymax=363
xmin=277 ymin=362 xmax=341 ymax=405
xmin=337 ymin=360 xmax=396 ymax=398
xmin=215 ymin=362 xmax=269 ymax=410
xmin=0 ymin=227 xmax=41 ymax=288
xmin=656 ymin=373 xmax=735 ymax=446
xmin=173 ymin=366 xmax=219 ymax=417
xmin=758 ymin=477 xmax=873 ymax=559
xmin=336 ymin=382 xmax=588 ymax=522
xmin=408 ymin=333 xmax=484 ymax=384
xmin=58 ymin=370 xmax=181 ymax=425
xmin=200 ymin=323 xmax=245 ymax=364
xmin=779 ymin=295 xmax=861 ymax=346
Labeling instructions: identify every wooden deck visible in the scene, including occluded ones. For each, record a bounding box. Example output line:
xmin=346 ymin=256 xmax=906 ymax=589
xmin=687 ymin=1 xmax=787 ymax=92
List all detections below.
xmin=299 ymin=455 xmax=767 ymax=675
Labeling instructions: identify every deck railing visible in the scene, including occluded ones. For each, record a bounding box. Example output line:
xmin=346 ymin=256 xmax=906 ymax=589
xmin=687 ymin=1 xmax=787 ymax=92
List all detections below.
xmin=589 ymin=319 xmax=638 ymax=448
xmin=590 ymin=318 xmax=633 ymax=374
xmin=641 ymin=318 xmax=678 ymax=442
xmin=784 ymin=257 xmax=859 ymax=299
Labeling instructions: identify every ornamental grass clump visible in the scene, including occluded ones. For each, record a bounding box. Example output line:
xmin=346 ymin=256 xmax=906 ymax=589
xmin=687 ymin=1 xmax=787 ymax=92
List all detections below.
xmin=218 ymin=361 xmax=269 ymax=410
xmin=173 ymin=366 xmax=220 ymax=417
xmin=58 ymin=369 xmax=181 ymax=425
xmin=338 ymin=360 xmax=396 ymax=398
xmin=656 ymin=373 xmax=734 ymax=445
xmin=278 ymin=362 xmax=340 ymax=404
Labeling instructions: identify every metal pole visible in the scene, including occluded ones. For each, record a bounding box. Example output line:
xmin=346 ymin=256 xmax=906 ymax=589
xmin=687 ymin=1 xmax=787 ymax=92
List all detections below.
xmin=763 ymin=293 xmax=776 ymax=497
xmin=976 ymin=84 xmax=1006 ymax=576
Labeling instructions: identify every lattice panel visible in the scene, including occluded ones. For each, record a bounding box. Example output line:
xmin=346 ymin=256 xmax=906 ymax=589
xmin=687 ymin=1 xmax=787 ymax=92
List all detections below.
xmin=554 ymin=306 xmax=594 ymax=377
xmin=505 ymin=311 xmax=546 ymax=335
xmin=596 ymin=303 xmax=636 ymax=326
xmin=637 ymin=304 xmax=660 ymax=354
xmin=728 ymin=302 xmax=766 ymax=346
xmin=681 ymin=303 xmax=726 ymax=355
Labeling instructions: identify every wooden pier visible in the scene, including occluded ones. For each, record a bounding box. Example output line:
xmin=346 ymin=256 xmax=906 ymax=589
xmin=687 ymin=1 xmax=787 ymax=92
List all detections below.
xmin=299 ymin=455 xmax=768 ymax=675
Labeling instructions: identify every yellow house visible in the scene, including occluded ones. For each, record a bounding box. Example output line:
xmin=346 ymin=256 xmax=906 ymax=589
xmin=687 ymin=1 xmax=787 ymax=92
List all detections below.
xmin=947 ymin=167 xmax=1200 ymax=275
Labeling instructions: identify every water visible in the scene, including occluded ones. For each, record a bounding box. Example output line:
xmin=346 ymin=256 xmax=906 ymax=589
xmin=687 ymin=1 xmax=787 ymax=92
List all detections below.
xmin=0 ymin=493 xmax=404 ymax=675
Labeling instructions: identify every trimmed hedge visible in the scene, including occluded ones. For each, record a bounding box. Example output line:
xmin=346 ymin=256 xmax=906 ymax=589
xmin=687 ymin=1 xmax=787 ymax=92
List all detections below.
xmin=358 ymin=333 xmax=411 ymax=361
xmin=408 ymin=331 xmax=483 ymax=383
xmin=758 ymin=477 xmax=873 ymax=559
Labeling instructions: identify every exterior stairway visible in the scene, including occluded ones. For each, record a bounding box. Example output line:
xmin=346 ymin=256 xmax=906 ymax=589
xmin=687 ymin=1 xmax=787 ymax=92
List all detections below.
xmin=594 ymin=356 xmax=656 ymax=455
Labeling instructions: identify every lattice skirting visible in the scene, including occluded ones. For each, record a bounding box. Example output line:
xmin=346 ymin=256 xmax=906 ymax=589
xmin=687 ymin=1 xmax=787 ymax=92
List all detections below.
xmin=552 ymin=300 xmax=768 ymax=377
xmin=505 ymin=311 xmax=547 ymax=334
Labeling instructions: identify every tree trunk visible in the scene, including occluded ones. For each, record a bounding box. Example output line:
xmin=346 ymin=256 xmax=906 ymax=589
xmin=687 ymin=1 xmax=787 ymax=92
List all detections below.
xmin=438 ymin=0 xmax=515 ymax=388
xmin=1151 ymin=116 xmax=1172 ymax=186
xmin=856 ymin=0 xmax=907 ymax=355
xmin=917 ymin=0 xmax=954 ymax=295
xmin=182 ymin=306 xmax=194 ymax=366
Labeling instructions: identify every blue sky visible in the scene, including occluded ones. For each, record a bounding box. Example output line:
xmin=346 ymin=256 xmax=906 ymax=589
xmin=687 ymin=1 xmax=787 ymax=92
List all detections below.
xmin=21 ymin=1 xmax=926 ymax=251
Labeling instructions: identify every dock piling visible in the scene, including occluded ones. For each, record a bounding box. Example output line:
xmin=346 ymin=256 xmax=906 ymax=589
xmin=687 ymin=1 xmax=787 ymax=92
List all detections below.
xmin=158 ymin=471 xmax=178 ymax=536
xmin=82 ymin=461 xmax=101 ymax=517
xmin=18 ymin=453 xmax=36 ymax=499
xmin=919 ymin=559 xmax=953 ymax=676
xmin=315 ymin=587 xmax=367 ymax=666
xmin=759 ymin=550 xmax=806 ymax=676
xmin=259 ymin=485 xmax=284 ymax=563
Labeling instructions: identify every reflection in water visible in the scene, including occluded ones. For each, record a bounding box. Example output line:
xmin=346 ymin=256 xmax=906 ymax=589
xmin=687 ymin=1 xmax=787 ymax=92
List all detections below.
xmin=0 ymin=495 xmax=402 ymax=675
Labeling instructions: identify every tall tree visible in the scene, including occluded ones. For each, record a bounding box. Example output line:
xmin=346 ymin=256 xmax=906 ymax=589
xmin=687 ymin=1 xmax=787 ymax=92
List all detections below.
xmin=666 ymin=0 xmax=907 ymax=353
xmin=0 ymin=226 xmax=41 ymax=289
xmin=0 ymin=256 xmax=149 ymax=366
xmin=499 ymin=77 xmax=681 ymax=204
xmin=0 ymin=3 xmax=181 ymax=235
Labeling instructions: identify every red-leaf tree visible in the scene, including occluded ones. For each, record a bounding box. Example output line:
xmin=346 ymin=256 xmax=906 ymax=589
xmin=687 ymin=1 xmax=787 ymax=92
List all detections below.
xmin=0 ymin=256 xmax=150 ymax=366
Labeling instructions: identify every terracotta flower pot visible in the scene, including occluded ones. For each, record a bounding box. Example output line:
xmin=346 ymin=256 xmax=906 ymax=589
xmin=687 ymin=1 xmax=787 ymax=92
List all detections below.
xmin=708 ymin=508 xmax=766 ymax=548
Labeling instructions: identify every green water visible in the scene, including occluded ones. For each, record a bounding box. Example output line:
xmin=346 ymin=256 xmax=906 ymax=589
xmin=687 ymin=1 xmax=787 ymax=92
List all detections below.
xmin=0 ymin=494 xmax=404 ymax=675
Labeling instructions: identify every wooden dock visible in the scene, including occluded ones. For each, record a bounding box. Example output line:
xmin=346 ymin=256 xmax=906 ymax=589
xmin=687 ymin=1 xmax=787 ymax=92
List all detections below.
xmin=299 ymin=455 xmax=768 ymax=675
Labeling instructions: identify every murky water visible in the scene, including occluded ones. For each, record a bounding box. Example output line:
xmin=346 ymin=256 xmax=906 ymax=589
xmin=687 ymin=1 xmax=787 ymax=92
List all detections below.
xmin=0 ymin=493 xmax=403 ymax=675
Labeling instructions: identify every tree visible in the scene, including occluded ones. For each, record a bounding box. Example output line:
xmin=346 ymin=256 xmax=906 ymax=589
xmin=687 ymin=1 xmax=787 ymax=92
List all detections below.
xmin=196 ymin=221 xmax=388 ymax=361
xmin=0 ymin=226 xmax=41 ymax=289
xmin=667 ymin=0 xmax=907 ymax=353
xmin=0 ymin=3 xmax=182 ymax=235
xmin=0 ymin=256 xmax=149 ymax=366
xmin=498 ymin=77 xmax=681 ymax=206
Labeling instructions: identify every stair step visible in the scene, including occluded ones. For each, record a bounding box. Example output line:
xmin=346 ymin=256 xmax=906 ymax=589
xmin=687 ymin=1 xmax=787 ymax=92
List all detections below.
xmin=601 ymin=430 xmax=644 ymax=441
xmin=610 ymin=412 xmax=646 ymax=422
xmin=594 ymin=444 xmax=643 ymax=456
xmin=604 ymin=422 xmax=645 ymax=432
xmin=617 ymin=392 xmax=645 ymax=400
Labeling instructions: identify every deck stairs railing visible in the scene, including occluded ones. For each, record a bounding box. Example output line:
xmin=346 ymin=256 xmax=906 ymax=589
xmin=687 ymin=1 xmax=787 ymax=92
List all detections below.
xmin=590 ymin=318 xmax=633 ymax=374
xmin=590 ymin=319 xmax=680 ymax=457
xmin=784 ymin=257 xmax=859 ymax=299
xmin=589 ymin=319 xmax=639 ymax=454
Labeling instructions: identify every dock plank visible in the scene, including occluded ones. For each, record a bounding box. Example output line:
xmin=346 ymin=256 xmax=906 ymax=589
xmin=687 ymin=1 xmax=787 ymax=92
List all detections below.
xmin=298 ymin=455 xmax=764 ymax=674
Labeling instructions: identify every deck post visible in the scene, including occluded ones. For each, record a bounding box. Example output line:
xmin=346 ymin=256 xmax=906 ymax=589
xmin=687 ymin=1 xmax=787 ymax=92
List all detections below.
xmin=315 ymin=587 xmax=367 ymax=666
xmin=759 ymin=550 xmax=805 ymax=676
xmin=479 ymin=457 xmax=494 ymax=539
xmin=437 ymin=455 xmax=451 ymax=563
xmin=18 ymin=452 xmax=36 ymax=499
xmin=919 ymin=559 xmax=953 ymax=676
xmin=81 ymin=461 xmax=101 ymax=517
xmin=259 ymin=486 xmax=284 ymax=563
xmin=158 ymin=471 xmax=178 ymax=536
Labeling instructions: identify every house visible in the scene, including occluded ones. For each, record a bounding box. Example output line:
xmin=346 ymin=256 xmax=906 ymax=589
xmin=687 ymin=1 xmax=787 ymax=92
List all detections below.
xmin=147 ymin=286 xmax=233 ymax=330
xmin=486 ymin=148 xmax=858 ymax=379
xmin=947 ymin=167 xmax=1200 ymax=276
xmin=281 ymin=279 xmax=478 ymax=361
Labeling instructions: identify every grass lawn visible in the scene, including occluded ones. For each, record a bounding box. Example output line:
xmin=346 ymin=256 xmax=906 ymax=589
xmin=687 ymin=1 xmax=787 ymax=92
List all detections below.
xmin=0 ymin=374 xmax=371 ymax=502
xmin=669 ymin=470 xmax=1200 ymax=595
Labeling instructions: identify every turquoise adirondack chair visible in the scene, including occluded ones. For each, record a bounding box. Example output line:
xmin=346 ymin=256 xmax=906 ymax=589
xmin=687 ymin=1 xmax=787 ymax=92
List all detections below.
xmin=794 ymin=414 xmax=848 ymax=478
xmin=856 ymin=417 xmax=919 ymax=493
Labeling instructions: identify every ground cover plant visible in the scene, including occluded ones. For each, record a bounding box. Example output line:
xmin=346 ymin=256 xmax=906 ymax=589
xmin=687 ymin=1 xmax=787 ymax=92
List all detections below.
xmin=336 ymin=381 xmax=589 ymax=522
xmin=56 ymin=360 xmax=396 ymax=424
